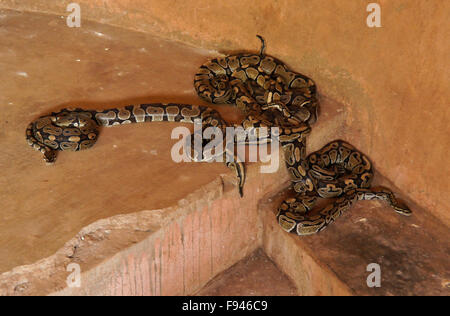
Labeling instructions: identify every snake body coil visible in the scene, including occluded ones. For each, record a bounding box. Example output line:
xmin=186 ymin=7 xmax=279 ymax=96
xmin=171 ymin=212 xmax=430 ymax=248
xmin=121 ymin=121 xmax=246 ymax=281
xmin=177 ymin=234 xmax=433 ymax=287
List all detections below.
xmin=193 ymin=36 xmax=411 ymax=235
xmin=277 ymin=140 xmax=412 ymax=235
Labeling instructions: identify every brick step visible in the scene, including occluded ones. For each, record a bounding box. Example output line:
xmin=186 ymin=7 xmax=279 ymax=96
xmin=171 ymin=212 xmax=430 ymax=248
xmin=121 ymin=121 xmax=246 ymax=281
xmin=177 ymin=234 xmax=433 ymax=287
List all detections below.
xmin=261 ymin=175 xmax=450 ymax=296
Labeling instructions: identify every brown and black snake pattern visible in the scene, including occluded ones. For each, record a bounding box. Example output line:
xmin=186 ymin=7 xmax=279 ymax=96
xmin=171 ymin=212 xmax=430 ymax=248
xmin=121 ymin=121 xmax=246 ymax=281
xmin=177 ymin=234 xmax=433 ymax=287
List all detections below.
xmin=26 ymin=103 xmax=245 ymax=194
xmin=26 ymin=36 xmax=411 ymax=235
xmin=193 ymin=36 xmax=411 ymax=235
xmin=277 ymin=140 xmax=411 ymax=235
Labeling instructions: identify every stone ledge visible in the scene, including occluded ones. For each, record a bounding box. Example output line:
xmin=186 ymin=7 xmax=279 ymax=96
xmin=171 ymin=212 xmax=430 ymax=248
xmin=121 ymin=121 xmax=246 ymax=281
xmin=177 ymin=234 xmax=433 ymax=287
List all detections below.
xmin=261 ymin=174 xmax=450 ymax=296
xmin=0 ymin=163 xmax=289 ymax=296
xmin=4 ymin=164 xmax=448 ymax=296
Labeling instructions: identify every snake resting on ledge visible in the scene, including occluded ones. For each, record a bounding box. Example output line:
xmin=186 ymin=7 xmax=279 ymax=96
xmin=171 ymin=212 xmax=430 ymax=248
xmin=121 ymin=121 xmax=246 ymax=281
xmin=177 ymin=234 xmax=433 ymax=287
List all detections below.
xmin=26 ymin=35 xmax=411 ymax=236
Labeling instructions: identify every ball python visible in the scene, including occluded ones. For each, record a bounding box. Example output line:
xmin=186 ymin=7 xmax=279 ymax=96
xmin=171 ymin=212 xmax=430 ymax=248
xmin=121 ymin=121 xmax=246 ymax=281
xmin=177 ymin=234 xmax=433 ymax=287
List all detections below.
xmin=194 ymin=36 xmax=411 ymax=235
xmin=26 ymin=35 xmax=411 ymax=235
xmin=194 ymin=35 xmax=319 ymax=130
xmin=26 ymin=103 xmax=246 ymax=195
xmin=277 ymin=140 xmax=412 ymax=236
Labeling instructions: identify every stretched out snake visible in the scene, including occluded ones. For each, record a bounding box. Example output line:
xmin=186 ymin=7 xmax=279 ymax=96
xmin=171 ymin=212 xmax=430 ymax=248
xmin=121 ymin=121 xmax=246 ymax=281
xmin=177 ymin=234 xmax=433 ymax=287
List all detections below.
xmin=26 ymin=36 xmax=411 ymax=235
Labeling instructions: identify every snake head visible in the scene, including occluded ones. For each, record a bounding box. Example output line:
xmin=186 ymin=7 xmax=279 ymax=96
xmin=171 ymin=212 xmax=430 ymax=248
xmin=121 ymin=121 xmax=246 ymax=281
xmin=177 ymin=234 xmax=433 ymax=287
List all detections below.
xmin=293 ymin=178 xmax=314 ymax=194
xmin=43 ymin=149 xmax=57 ymax=164
xmin=210 ymin=75 xmax=229 ymax=90
xmin=208 ymin=75 xmax=232 ymax=103
xmin=54 ymin=114 xmax=80 ymax=127
xmin=53 ymin=111 xmax=94 ymax=128
xmin=288 ymin=201 xmax=308 ymax=214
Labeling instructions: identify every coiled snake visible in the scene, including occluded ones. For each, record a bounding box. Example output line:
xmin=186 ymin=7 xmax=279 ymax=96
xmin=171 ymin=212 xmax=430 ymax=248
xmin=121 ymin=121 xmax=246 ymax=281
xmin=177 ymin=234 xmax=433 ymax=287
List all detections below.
xmin=26 ymin=36 xmax=411 ymax=235
xmin=193 ymin=36 xmax=411 ymax=235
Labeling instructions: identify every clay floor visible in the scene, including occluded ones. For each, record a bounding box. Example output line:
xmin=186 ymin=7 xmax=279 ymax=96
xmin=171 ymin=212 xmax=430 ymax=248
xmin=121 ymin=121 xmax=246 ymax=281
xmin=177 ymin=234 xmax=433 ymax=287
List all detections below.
xmin=197 ymin=249 xmax=297 ymax=296
xmin=0 ymin=9 xmax=244 ymax=274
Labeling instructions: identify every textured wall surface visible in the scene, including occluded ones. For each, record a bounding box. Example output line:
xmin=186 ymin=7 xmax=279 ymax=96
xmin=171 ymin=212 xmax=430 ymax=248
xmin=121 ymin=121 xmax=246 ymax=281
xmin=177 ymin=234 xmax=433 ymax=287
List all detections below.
xmin=1 ymin=0 xmax=448 ymax=225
